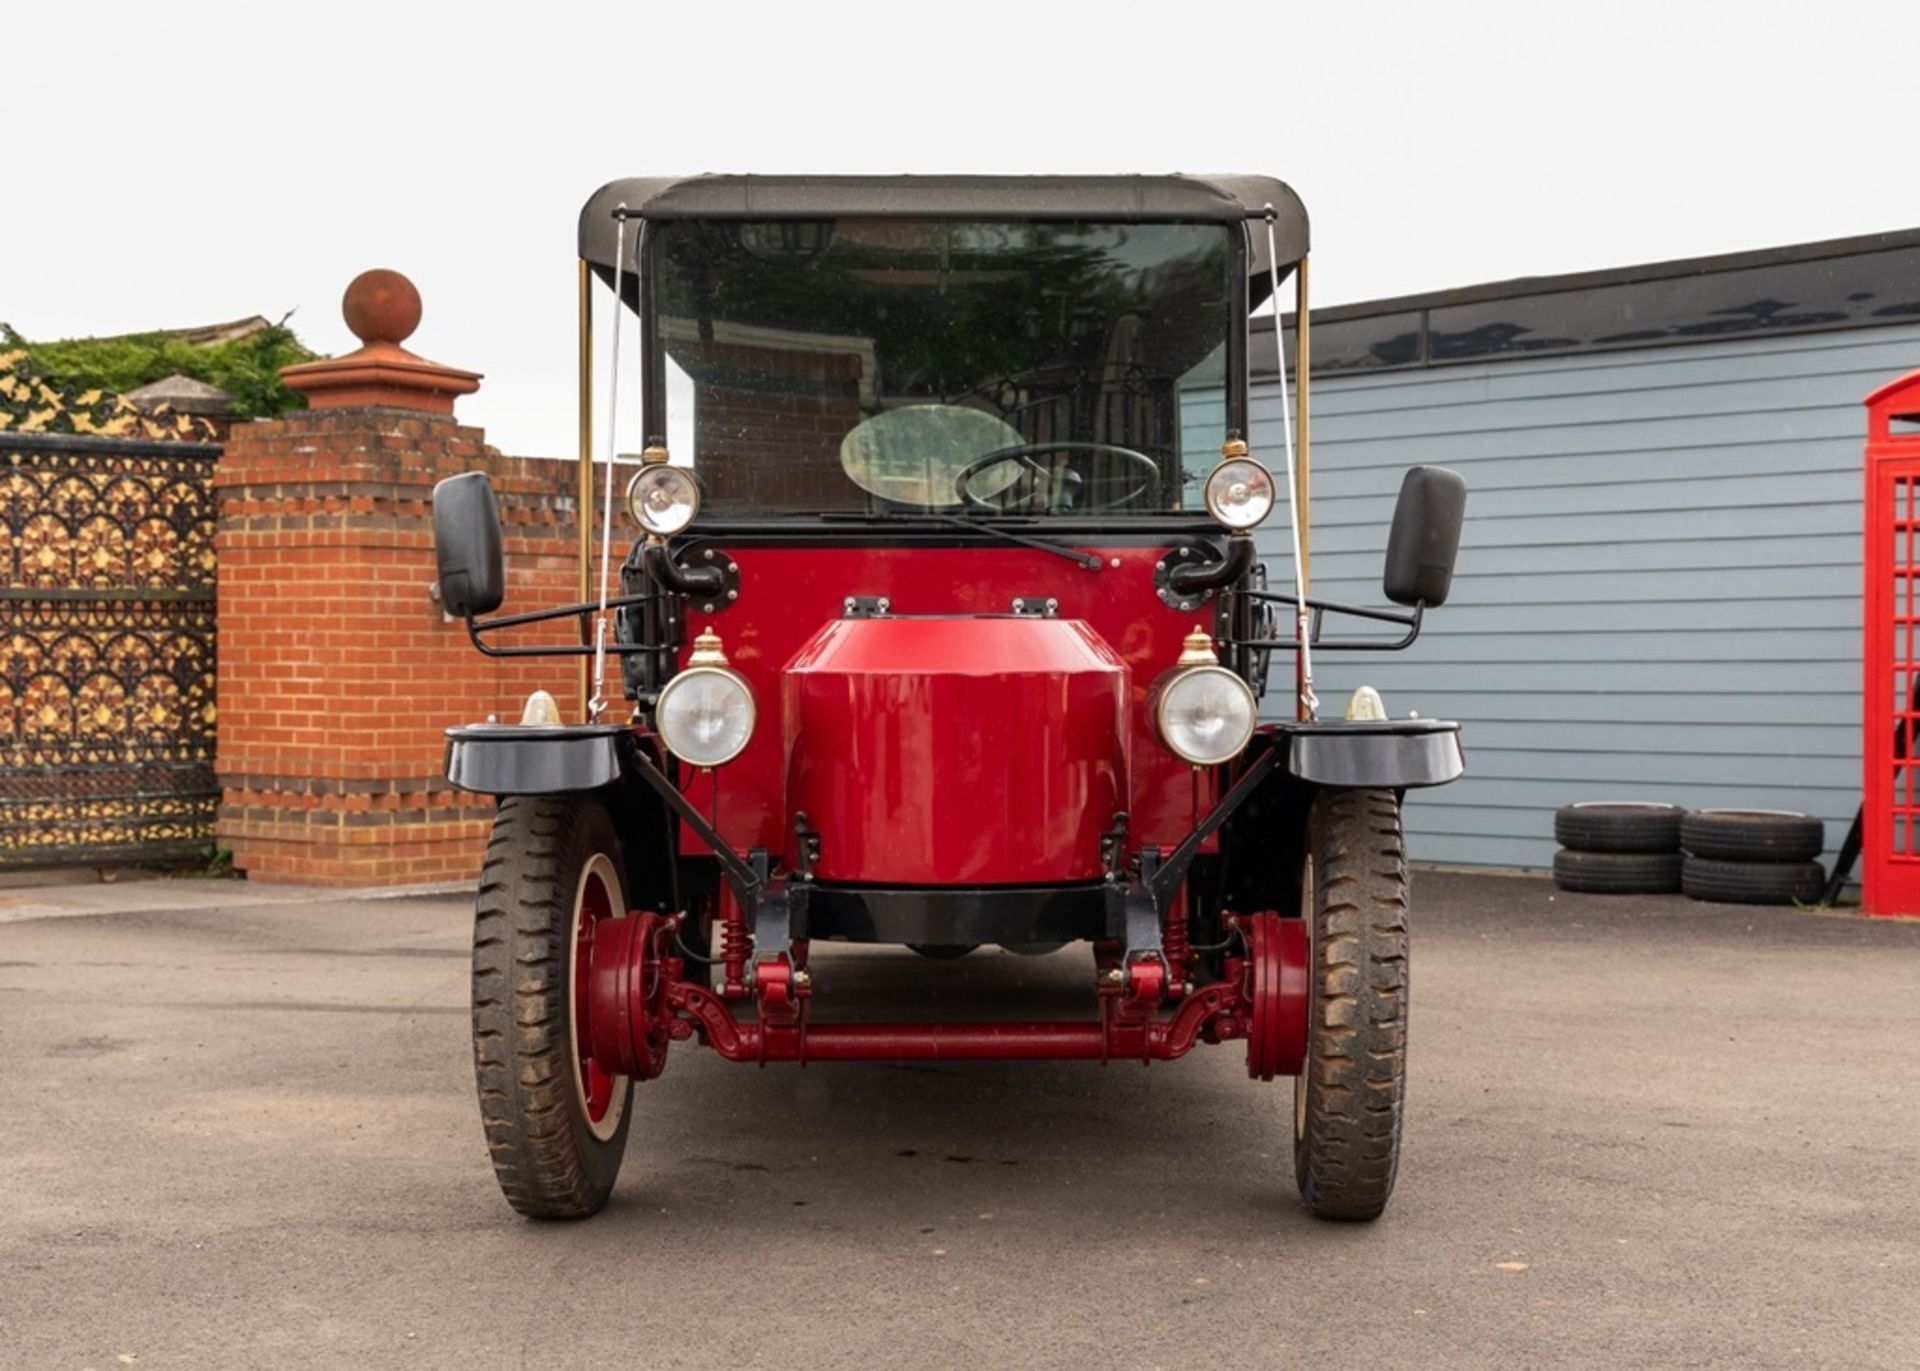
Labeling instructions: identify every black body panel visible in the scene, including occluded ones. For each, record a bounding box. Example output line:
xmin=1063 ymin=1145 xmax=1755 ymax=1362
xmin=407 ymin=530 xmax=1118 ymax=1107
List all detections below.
xmin=802 ymin=882 xmax=1114 ymax=946
xmin=581 ymin=173 xmax=1308 ymax=281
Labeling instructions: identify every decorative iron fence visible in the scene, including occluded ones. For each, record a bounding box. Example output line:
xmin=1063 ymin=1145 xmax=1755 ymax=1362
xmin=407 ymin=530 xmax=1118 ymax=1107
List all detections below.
xmin=0 ymin=432 xmax=219 ymax=867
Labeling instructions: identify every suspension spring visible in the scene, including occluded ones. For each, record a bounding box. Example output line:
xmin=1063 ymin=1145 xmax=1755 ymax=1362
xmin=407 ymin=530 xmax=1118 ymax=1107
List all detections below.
xmin=718 ymin=885 xmax=751 ymax=1001
xmin=1162 ymin=887 xmax=1192 ymax=997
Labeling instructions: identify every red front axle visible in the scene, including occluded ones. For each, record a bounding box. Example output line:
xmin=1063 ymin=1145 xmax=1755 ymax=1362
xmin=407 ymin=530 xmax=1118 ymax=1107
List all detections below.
xmin=584 ymin=911 xmax=1308 ymax=1077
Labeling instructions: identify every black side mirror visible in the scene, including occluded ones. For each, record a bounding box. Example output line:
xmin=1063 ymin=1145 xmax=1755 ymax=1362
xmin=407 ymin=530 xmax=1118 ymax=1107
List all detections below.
xmin=432 ymin=472 xmax=505 ymax=617
xmin=1383 ymin=465 xmax=1467 ymax=607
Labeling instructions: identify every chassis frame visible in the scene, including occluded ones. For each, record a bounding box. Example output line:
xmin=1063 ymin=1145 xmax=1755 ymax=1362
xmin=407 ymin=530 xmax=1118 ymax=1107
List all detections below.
xmin=445 ymin=712 xmax=1460 ymax=1071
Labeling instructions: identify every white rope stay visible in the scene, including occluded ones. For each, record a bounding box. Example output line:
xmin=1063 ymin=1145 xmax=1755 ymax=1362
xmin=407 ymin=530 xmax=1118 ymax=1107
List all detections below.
xmin=588 ymin=209 xmax=630 ymax=721
xmin=1264 ymin=209 xmax=1318 ymax=721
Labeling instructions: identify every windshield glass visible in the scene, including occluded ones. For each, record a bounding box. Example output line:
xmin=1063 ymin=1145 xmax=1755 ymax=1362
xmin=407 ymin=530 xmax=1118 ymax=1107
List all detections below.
xmin=652 ymin=219 xmax=1235 ymax=518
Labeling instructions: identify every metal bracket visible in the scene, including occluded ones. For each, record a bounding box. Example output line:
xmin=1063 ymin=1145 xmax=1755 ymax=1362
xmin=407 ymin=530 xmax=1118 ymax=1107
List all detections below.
xmin=463 ymin=587 xmax=670 ymax=659
xmin=842 ymin=595 xmax=892 ymax=619
xmin=1099 ymin=812 xmax=1131 ymax=883
xmin=1147 ymin=744 xmax=1282 ymax=913
xmin=1009 ymin=596 xmax=1060 ymax=618
xmin=1097 ymin=844 xmax=1168 ymax=991
xmin=1127 ymin=849 xmax=1169 ymax=966
xmin=1093 ymin=847 xmax=1169 ymax=1017
xmin=792 ymin=812 xmax=821 ymax=883
xmin=642 ymin=540 xmax=728 ymax=601
xmin=1241 ymin=562 xmax=1275 ymax=699
xmin=747 ymin=848 xmax=792 ymax=961
xmin=680 ymin=545 xmax=741 ymax=615
xmin=1226 ymin=586 xmax=1424 ymax=653
xmin=627 ymin=746 xmax=762 ymax=903
xmin=1155 ymin=544 xmax=1223 ymax=613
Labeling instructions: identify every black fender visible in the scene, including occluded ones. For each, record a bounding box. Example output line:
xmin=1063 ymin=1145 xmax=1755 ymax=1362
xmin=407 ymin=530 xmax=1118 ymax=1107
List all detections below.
xmin=1209 ymin=720 xmax=1463 ymax=921
xmin=444 ymin=723 xmax=678 ymax=911
xmin=1275 ymin=718 xmax=1464 ymax=790
xmin=444 ymin=722 xmax=636 ymax=795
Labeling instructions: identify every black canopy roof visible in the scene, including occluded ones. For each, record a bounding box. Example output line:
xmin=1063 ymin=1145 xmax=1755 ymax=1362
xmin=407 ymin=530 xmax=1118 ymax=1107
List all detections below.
xmin=578 ymin=174 xmax=1308 ymax=284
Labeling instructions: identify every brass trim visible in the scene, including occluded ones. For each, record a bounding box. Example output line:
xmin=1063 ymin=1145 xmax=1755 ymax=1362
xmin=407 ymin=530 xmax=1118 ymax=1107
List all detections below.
xmin=1177 ymin=626 xmax=1219 ymax=668
xmin=687 ymin=628 xmax=729 ymax=667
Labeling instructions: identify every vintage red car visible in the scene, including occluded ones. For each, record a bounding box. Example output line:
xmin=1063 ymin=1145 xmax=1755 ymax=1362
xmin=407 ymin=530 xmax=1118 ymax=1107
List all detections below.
xmin=431 ymin=174 xmax=1466 ymax=1222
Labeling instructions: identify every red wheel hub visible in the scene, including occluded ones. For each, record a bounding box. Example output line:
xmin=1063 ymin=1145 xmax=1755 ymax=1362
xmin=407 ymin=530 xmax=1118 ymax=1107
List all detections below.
xmin=1244 ymin=913 xmax=1309 ymax=1081
xmin=583 ymin=912 xmax=672 ymax=1081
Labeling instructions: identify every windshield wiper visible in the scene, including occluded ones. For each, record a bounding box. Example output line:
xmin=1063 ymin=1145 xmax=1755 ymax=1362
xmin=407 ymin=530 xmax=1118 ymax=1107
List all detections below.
xmin=817 ymin=511 xmax=1103 ymax=571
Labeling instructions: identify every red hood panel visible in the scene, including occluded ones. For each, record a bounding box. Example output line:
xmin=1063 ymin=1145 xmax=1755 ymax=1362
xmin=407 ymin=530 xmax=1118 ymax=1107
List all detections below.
xmin=783 ymin=617 xmax=1129 ymax=884
xmin=673 ymin=544 xmax=1216 ymax=875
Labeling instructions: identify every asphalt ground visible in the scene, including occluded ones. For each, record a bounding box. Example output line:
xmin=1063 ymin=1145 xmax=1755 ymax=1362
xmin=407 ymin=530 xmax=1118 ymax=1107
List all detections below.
xmin=2 ymin=870 xmax=1917 ymax=1370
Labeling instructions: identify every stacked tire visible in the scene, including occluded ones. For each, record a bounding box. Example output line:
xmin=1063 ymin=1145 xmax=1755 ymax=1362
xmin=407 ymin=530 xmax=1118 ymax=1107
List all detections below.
xmin=1552 ymin=803 xmax=1684 ymax=893
xmin=1679 ymin=811 xmax=1825 ymax=906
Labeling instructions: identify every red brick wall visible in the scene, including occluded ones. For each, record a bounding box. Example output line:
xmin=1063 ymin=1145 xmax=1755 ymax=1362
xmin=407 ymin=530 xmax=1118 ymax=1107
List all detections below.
xmin=213 ymin=409 xmax=587 ymax=885
xmin=678 ymin=339 xmax=863 ymax=512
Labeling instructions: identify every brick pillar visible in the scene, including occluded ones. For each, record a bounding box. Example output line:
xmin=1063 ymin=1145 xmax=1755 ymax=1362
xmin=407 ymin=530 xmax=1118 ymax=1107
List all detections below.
xmin=213 ymin=270 xmax=583 ymax=885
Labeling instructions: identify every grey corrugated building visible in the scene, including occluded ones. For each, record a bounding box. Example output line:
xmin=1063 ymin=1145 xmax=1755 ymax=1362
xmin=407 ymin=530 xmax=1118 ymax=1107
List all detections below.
xmin=1246 ymin=229 xmax=1920 ymax=872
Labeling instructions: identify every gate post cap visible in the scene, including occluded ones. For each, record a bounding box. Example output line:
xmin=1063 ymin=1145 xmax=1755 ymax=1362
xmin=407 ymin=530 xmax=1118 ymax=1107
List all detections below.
xmin=280 ymin=267 xmax=480 ymax=414
xmin=341 ymin=269 xmax=423 ymax=346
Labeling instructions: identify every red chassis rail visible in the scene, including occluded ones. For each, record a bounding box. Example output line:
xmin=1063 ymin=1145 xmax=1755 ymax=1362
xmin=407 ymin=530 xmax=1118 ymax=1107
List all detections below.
xmin=582 ymin=909 xmax=1308 ymax=1078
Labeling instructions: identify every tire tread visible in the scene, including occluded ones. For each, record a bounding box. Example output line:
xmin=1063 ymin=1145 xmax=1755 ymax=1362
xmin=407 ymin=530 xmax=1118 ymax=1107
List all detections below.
xmin=1295 ymin=788 xmax=1408 ymax=1222
xmin=1552 ymin=848 xmax=1684 ymax=894
xmin=1681 ymin=856 xmax=1825 ymax=906
xmin=472 ymin=795 xmax=630 ymax=1220
xmin=1553 ymin=803 xmax=1683 ymax=854
xmin=1679 ymin=811 xmax=1823 ymax=863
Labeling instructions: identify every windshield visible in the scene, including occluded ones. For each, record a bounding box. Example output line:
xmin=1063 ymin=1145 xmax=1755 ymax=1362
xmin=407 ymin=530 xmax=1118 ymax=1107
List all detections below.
xmin=652 ymin=219 xmax=1235 ymax=519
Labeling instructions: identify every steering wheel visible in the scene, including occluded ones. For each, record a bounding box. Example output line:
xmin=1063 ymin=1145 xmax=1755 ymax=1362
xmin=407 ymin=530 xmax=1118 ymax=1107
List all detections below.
xmin=954 ymin=441 xmax=1163 ymax=512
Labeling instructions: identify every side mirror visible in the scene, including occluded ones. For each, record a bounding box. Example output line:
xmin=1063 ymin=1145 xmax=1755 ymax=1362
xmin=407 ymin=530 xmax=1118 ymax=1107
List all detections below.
xmin=1383 ymin=465 xmax=1466 ymax=608
xmin=432 ymin=472 xmax=505 ymax=617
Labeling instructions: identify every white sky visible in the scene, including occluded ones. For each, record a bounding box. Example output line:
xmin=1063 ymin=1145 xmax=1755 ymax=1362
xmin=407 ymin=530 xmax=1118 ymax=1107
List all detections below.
xmin=3 ymin=0 xmax=1916 ymax=457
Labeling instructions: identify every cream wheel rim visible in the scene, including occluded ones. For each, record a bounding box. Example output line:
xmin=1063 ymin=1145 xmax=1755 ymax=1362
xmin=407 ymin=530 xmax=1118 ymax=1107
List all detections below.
xmin=569 ymin=852 xmax=629 ymax=1143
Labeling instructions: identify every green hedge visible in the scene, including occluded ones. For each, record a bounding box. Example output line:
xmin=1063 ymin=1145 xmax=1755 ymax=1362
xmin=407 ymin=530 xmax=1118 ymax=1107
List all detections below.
xmin=0 ymin=319 xmax=315 ymax=419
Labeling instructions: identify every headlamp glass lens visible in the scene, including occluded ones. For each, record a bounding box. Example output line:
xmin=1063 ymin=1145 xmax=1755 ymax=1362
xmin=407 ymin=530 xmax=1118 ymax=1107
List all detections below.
xmin=627 ymin=466 xmax=699 ymax=536
xmin=656 ymin=667 xmax=754 ymax=766
xmin=1158 ymin=665 xmax=1257 ymax=765
xmin=1204 ymin=458 xmax=1275 ymax=530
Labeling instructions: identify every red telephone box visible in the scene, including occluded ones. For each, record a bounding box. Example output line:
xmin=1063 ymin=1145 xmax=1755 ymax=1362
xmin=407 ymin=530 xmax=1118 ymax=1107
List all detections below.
xmin=1863 ymin=369 xmax=1920 ymax=917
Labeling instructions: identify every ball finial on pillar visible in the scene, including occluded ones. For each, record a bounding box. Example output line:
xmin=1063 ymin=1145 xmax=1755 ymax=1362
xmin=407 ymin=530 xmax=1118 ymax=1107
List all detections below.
xmin=278 ymin=266 xmax=480 ymax=414
xmin=341 ymin=269 xmax=423 ymax=346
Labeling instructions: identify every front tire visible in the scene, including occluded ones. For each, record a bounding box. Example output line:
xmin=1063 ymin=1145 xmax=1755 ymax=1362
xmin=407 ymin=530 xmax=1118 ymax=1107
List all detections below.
xmin=472 ymin=794 xmax=633 ymax=1219
xmin=1294 ymin=788 xmax=1409 ymax=1222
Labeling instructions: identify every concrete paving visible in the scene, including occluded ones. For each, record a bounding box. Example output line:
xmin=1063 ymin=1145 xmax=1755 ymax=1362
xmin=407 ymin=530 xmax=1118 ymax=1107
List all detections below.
xmin=1 ymin=870 xmax=1916 ymax=1370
